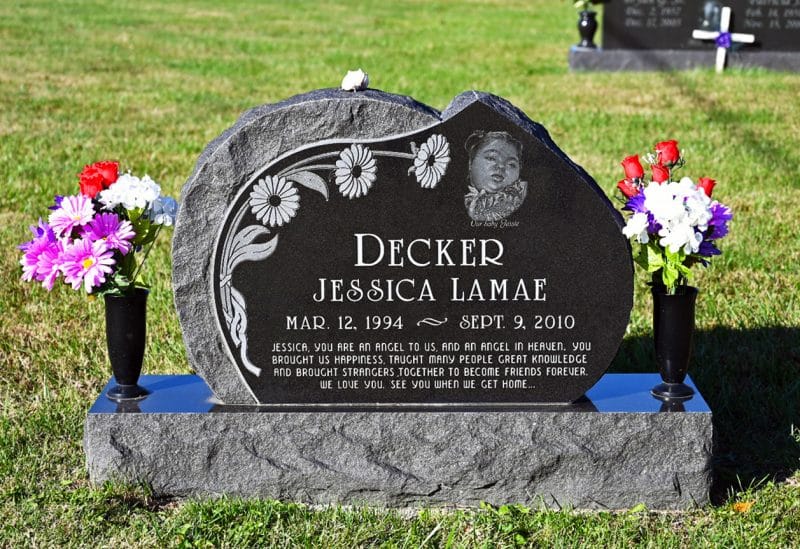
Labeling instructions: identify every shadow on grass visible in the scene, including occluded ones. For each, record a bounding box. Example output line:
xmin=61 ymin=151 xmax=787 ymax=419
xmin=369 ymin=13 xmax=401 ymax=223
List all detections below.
xmin=611 ymin=326 xmax=800 ymax=504
xmin=616 ymin=50 xmax=799 ymax=177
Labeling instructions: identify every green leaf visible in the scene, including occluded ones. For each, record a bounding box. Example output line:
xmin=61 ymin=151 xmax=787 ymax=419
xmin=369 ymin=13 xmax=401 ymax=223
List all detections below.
xmin=132 ymin=217 xmax=153 ymax=246
xmin=663 ymin=262 xmax=679 ymax=290
xmin=646 ymin=243 xmax=665 ymax=267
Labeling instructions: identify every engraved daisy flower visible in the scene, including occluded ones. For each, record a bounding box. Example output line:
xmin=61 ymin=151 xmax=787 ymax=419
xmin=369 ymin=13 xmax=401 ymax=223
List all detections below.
xmin=413 ymin=134 xmax=450 ymax=189
xmin=249 ymin=176 xmax=300 ymax=227
xmin=334 ymin=144 xmax=377 ymax=199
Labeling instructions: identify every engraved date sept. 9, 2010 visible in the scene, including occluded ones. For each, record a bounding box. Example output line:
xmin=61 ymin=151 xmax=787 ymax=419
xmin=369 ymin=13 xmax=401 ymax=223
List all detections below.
xmin=285 ymin=314 xmax=576 ymax=331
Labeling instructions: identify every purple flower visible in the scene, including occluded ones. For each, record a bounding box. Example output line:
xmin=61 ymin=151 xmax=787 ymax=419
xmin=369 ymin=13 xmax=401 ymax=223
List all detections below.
xmin=18 ymin=218 xmax=53 ymax=253
xmin=624 ymin=193 xmax=646 ymax=214
xmin=18 ymin=219 xmax=66 ymax=290
xmin=698 ymin=240 xmax=722 ymax=258
xmin=708 ymin=202 xmax=733 ymax=240
xmin=60 ymin=238 xmax=116 ymax=293
xmin=48 ymin=195 xmax=64 ymax=211
xmin=49 ymin=194 xmax=95 ymax=237
xmin=35 ymin=241 xmax=65 ymax=290
xmin=646 ymin=212 xmax=662 ymax=234
xmin=82 ymin=212 xmax=135 ymax=255
xmin=624 ymin=195 xmax=661 ymax=234
xmin=715 ymin=32 xmax=732 ymax=49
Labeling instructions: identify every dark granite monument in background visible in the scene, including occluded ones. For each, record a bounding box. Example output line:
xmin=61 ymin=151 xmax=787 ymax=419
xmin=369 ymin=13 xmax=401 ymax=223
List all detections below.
xmin=83 ymin=87 xmax=713 ymax=509
xmin=571 ymin=0 xmax=800 ymax=71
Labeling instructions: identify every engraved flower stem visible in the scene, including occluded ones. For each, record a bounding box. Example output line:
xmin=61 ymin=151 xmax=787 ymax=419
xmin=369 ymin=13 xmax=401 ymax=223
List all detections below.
xmin=281 ymin=164 xmax=337 ymax=178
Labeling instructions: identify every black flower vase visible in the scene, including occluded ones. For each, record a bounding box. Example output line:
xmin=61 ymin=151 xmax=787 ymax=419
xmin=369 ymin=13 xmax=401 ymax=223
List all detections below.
xmin=105 ymin=288 xmax=150 ymax=401
xmin=577 ymin=11 xmax=599 ymax=49
xmin=651 ymin=285 xmax=698 ymax=402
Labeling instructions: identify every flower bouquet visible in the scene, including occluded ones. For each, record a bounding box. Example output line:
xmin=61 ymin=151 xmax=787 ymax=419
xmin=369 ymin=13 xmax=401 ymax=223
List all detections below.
xmin=616 ymin=140 xmax=732 ymax=401
xmin=19 ymin=161 xmax=177 ymax=296
xmin=19 ymin=161 xmax=178 ymax=401
xmin=617 ymin=140 xmax=732 ymax=295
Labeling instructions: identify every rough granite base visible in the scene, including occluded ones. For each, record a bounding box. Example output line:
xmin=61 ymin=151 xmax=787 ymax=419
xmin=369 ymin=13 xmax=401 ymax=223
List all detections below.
xmin=569 ymin=47 xmax=800 ymax=72
xmin=84 ymin=374 xmax=712 ymax=509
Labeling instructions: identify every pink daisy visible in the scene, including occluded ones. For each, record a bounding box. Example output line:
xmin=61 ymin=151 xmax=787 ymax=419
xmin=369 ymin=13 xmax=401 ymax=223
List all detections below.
xmin=82 ymin=212 xmax=135 ymax=254
xmin=49 ymin=194 xmax=95 ymax=237
xmin=35 ymin=240 xmax=66 ymax=290
xmin=18 ymin=219 xmax=64 ymax=290
xmin=60 ymin=238 xmax=116 ymax=293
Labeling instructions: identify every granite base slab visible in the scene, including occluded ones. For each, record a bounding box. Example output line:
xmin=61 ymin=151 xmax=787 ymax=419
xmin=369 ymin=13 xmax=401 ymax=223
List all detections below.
xmin=569 ymin=47 xmax=800 ymax=72
xmin=84 ymin=374 xmax=713 ymax=510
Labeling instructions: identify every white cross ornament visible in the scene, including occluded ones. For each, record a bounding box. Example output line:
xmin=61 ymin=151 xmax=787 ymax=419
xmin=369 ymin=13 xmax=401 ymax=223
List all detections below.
xmin=692 ymin=6 xmax=755 ymax=73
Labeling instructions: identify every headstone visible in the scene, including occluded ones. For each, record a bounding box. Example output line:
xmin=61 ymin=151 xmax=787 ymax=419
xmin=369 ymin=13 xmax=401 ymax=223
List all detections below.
xmin=570 ymin=0 xmax=800 ymax=72
xmin=84 ymin=88 xmax=713 ymax=509
xmin=196 ymin=91 xmax=632 ymax=406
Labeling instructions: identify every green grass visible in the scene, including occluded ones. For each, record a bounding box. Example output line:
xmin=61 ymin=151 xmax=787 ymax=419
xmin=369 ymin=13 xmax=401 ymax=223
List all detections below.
xmin=1 ymin=0 xmax=799 ymax=546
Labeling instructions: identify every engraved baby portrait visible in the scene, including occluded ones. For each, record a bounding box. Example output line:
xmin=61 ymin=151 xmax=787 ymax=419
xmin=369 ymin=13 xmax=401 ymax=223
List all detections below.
xmin=463 ymin=130 xmax=528 ymax=222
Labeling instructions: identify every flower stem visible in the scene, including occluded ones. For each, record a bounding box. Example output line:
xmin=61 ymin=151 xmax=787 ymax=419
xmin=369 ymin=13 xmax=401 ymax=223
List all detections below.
xmin=282 ymin=164 xmax=337 ymax=178
xmin=277 ymin=151 xmax=341 ymax=176
xmin=131 ymin=224 xmax=162 ymax=287
xmin=373 ymin=151 xmax=415 ymax=160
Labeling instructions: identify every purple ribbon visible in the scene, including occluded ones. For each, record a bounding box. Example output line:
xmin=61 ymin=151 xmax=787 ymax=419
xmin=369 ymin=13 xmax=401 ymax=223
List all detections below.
xmin=715 ymin=32 xmax=732 ymax=49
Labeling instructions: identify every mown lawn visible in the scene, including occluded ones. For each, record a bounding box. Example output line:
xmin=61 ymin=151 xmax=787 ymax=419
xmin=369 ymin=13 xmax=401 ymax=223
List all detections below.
xmin=1 ymin=0 xmax=798 ymax=546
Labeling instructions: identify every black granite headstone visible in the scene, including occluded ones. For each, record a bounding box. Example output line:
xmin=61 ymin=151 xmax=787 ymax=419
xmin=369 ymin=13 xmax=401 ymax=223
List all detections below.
xmin=603 ymin=0 xmax=800 ymax=51
xmin=88 ymin=89 xmax=712 ymax=509
xmin=209 ymin=93 xmax=632 ymax=405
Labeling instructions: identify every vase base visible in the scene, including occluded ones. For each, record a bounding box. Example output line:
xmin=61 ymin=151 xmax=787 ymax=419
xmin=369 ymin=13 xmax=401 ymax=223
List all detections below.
xmin=107 ymin=384 xmax=150 ymax=402
xmin=651 ymin=382 xmax=695 ymax=402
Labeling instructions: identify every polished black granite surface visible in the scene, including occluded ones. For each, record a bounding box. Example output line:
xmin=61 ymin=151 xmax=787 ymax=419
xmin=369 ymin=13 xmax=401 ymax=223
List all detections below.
xmin=88 ymin=374 xmax=710 ymax=414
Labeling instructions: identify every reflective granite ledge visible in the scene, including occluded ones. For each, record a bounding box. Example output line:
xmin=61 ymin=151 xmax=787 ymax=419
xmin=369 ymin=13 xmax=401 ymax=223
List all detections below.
xmin=85 ymin=373 xmax=712 ymax=509
xmin=88 ymin=373 xmax=710 ymax=414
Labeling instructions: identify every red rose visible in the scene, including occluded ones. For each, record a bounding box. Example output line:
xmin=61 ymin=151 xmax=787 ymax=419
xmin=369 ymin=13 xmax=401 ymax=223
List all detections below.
xmin=621 ymin=155 xmax=644 ymax=180
xmin=655 ymin=140 xmax=680 ymax=166
xmin=78 ymin=160 xmax=119 ymax=198
xmin=93 ymin=161 xmax=119 ymax=185
xmin=78 ymin=169 xmax=105 ymax=198
xmin=651 ymin=164 xmax=670 ymax=183
xmin=697 ymin=177 xmax=716 ymax=197
xmin=616 ymin=179 xmax=640 ymax=198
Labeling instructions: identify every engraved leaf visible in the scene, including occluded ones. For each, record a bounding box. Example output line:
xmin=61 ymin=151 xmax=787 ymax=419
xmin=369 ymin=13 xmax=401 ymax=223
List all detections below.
xmin=226 ymin=225 xmax=279 ymax=273
xmin=229 ymin=286 xmax=261 ymax=377
xmin=221 ymin=285 xmax=233 ymax=322
xmin=228 ymin=286 xmax=246 ymax=346
xmin=289 ymin=170 xmax=329 ymax=201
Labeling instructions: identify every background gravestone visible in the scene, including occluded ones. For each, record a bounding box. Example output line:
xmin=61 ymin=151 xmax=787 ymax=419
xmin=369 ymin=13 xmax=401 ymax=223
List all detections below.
xmin=571 ymin=0 xmax=800 ymax=71
xmin=604 ymin=0 xmax=800 ymax=51
xmin=174 ymin=89 xmax=632 ymax=405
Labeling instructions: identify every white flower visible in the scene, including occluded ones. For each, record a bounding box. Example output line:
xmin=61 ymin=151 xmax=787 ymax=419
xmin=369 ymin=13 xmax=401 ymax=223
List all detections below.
xmin=643 ymin=182 xmax=683 ymax=227
xmin=413 ymin=134 xmax=450 ymax=189
xmin=334 ymin=144 xmax=377 ymax=199
xmin=341 ymin=69 xmax=369 ymax=91
xmin=622 ymin=212 xmax=650 ymax=244
xmin=250 ymin=176 xmax=299 ymax=227
xmin=147 ymin=196 xmax=179 ymax=226
xmin=659 ymin=222 xmax=703 ymax=254
xmin=99 ymin=173 xmax=161 ymax=211
xmin=638 ymin=179 xmax=714 ymax=255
